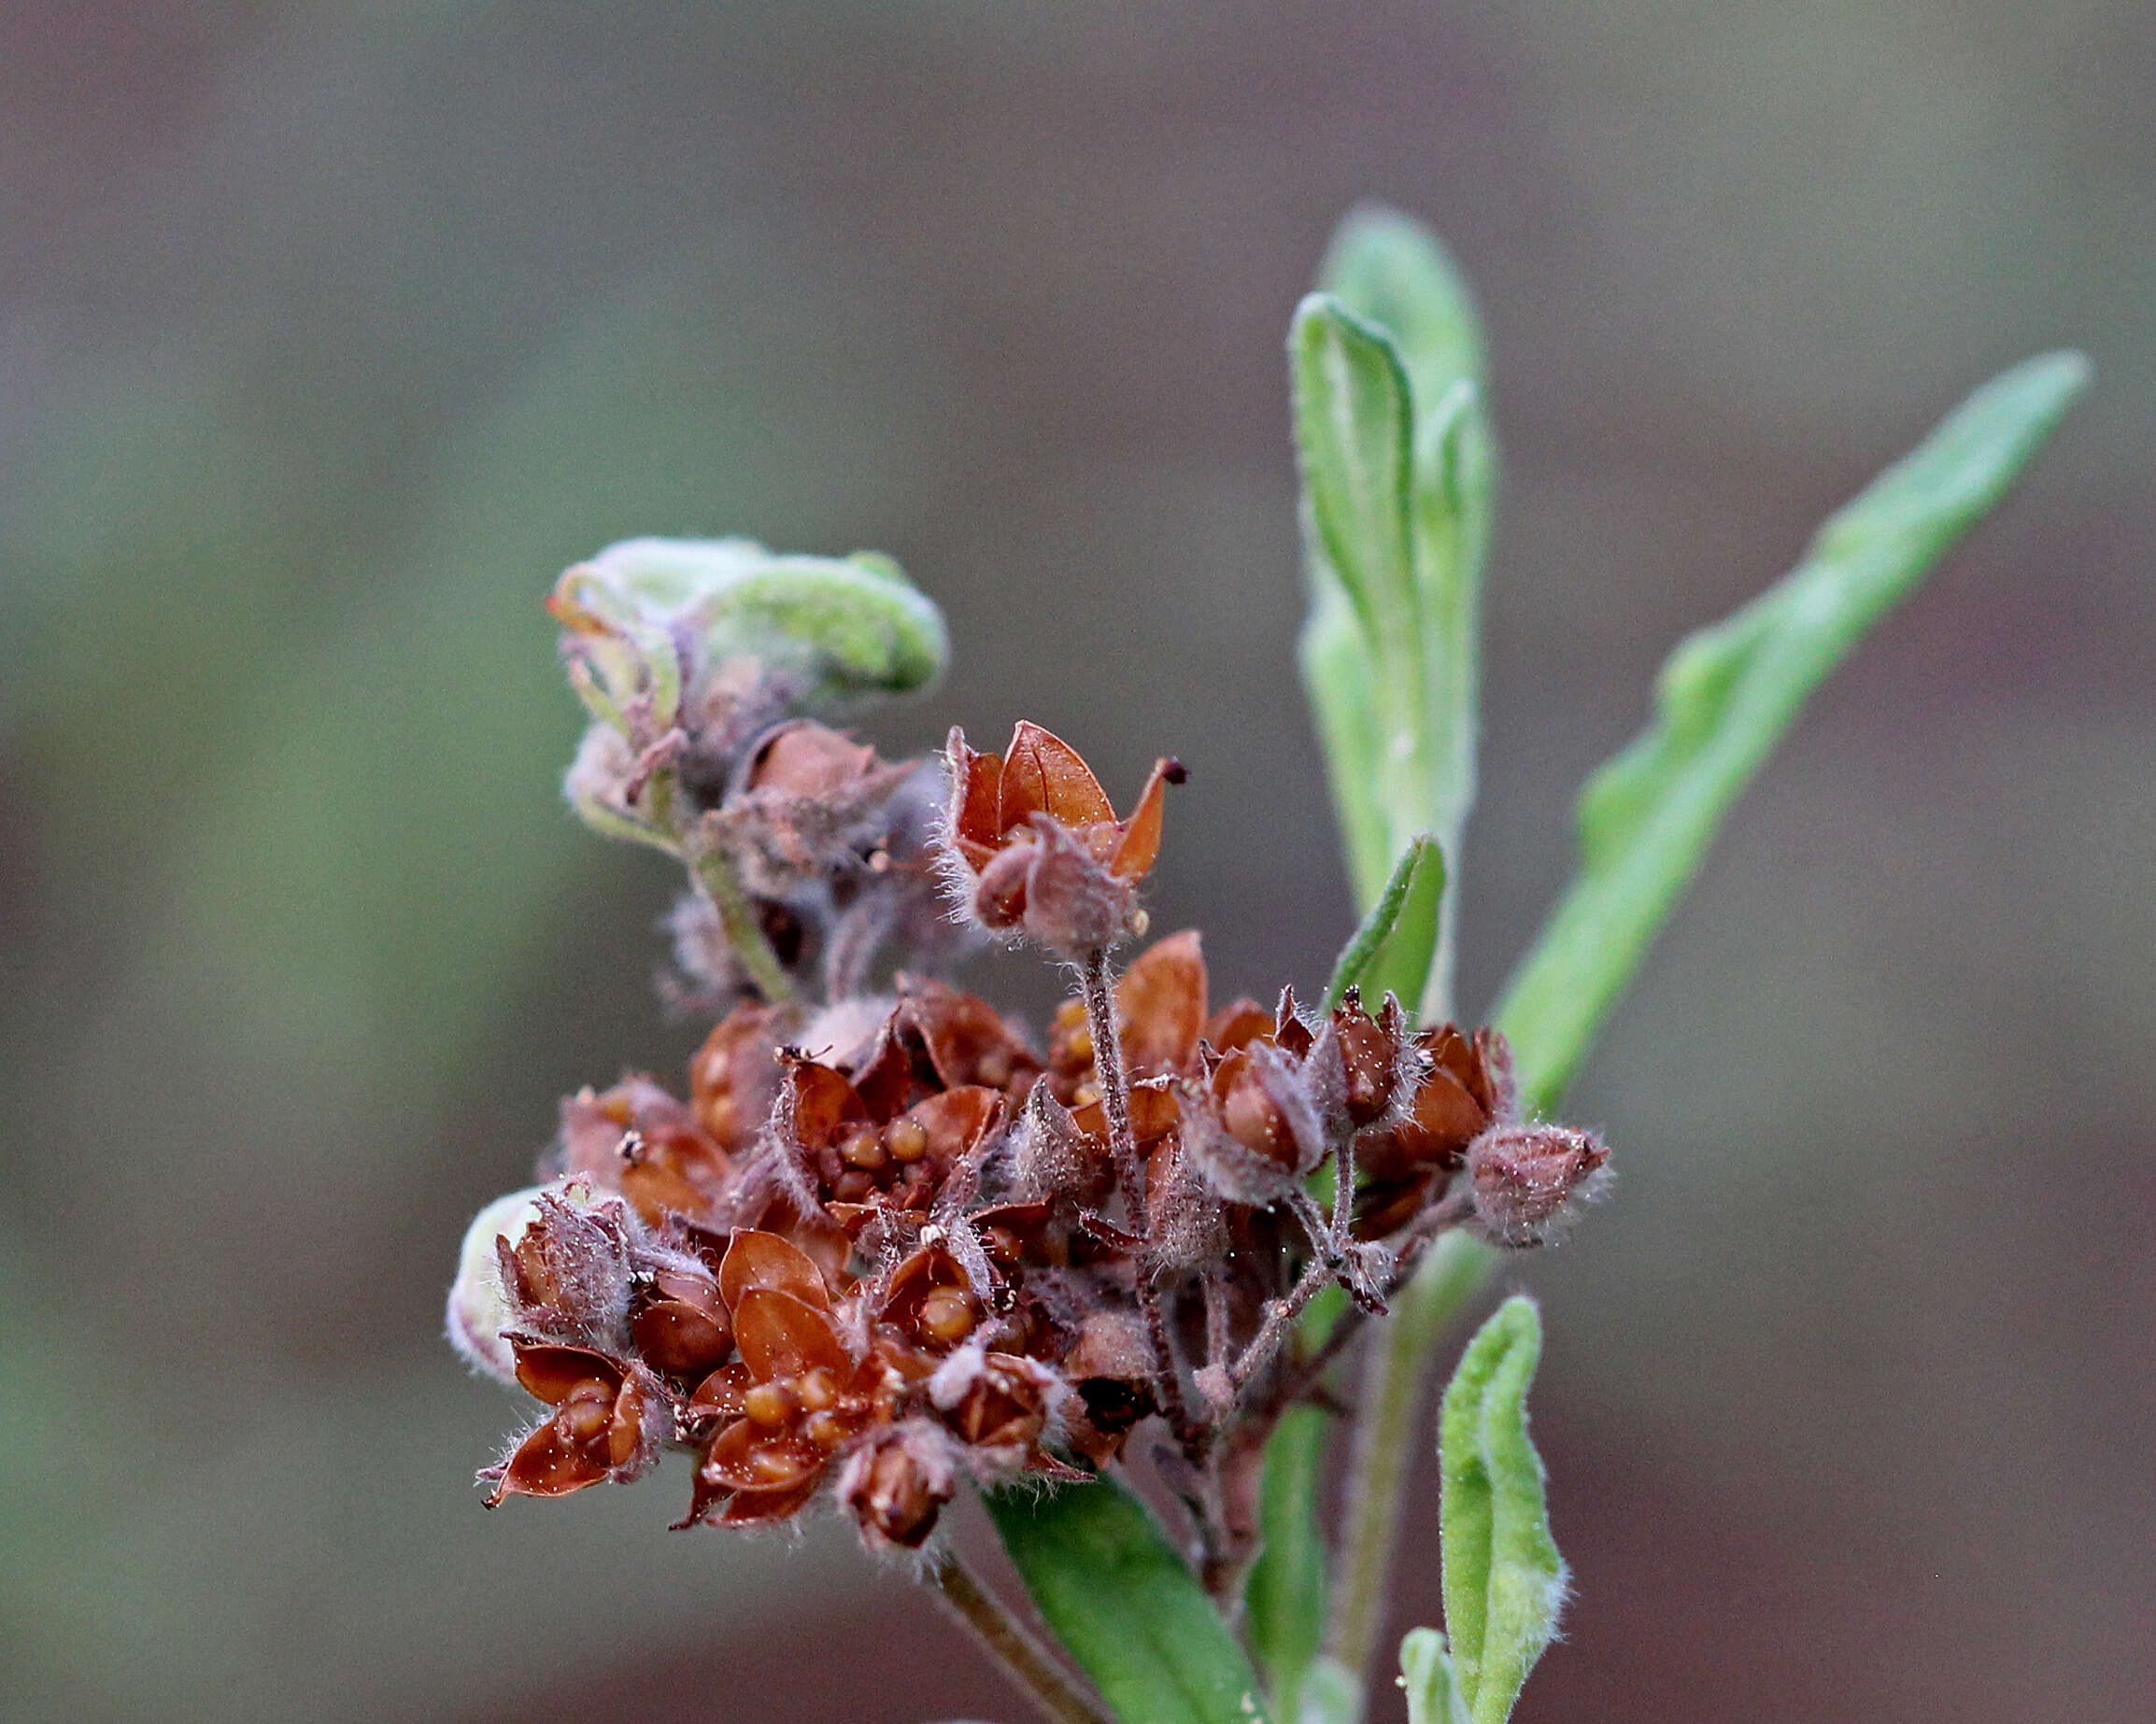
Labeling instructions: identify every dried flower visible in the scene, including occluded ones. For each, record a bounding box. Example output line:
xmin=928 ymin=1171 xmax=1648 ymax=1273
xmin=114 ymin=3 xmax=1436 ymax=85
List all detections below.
xmin=456 ymin=566 xmax=1613 ymax=1562
xmin=940 ymin=721 xmax=1184 ymax=954
xmin=483 ymin=1342 xmax=669 ymax=1505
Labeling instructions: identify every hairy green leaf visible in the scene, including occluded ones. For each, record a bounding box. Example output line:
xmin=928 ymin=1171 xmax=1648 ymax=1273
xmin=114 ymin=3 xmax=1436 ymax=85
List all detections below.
xmin=1323 ymin=837 xmax=1445 ymax=1013
xmin=1439 ymin=1297 xmax=1566 ymax=1723
xmin=986 ymin=1477 xmax=1272 ymax=1724
xmin=1296 ymin=208 xmax=1495 ymax=1022
xmin=1495 ymin=351 xmax=2088 ymax=1113
xmin=1397 ymin=1629 xmax=1472 ymax=1724
xmin=1318 ymin=206 xmax=1485 ymax=442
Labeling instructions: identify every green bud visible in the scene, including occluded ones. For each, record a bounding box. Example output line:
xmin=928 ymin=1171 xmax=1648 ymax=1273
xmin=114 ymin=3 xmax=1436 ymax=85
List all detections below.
xmin=549 ymin=537 xmax=947 ymax=736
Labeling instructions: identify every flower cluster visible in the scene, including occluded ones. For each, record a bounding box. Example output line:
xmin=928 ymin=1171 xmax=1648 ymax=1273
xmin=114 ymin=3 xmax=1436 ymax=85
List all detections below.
xmin=448 ymin=558 xmax=1608 ymax=1566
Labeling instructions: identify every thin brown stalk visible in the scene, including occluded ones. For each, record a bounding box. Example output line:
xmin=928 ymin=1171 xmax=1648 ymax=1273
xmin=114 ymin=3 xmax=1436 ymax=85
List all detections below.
xmin=926 ymin=1550 xmax=1113 ymax=1724
xmin=1076 ymin=946 xmax=1199 ymax=1451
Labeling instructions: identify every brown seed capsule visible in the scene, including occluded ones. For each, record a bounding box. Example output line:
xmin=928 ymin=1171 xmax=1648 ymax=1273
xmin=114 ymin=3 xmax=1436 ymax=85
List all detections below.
xmin=1466 ymin=1123 xmax=1610 ymax=1246
xmin=1214 ymin=1051 xmax=1297 ymax=1166
xmin=1330 ymin=988 xmax=1408 ymax=1128
xmin=839 ymin=1423 xmax=956 ymax=1551
xmin=940 ymin=722 xmax=1183 ymax=954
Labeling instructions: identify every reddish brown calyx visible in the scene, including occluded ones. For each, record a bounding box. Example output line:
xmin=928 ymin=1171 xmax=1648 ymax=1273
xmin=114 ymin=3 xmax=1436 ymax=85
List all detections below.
xmin=483 ymin=1341 xmax=664 ymax=1505
xmin=1355 ymin=1023 xmax=1516 ymax=1238
xmin=559 ymin=1076 xmax=731 ymax=1228
xmin=943 ymin=721 xmax=1182 ymax=952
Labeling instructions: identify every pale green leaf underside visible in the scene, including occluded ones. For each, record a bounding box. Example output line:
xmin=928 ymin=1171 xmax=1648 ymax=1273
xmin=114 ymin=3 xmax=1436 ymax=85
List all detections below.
xmin=986 ymin=1477 xmax=1272 ymax=1724
xmin=1439 ymin=1297 xmax=1566 ymax=1724
xmin=1495 ymin=350 xmax=2088 ymax=1115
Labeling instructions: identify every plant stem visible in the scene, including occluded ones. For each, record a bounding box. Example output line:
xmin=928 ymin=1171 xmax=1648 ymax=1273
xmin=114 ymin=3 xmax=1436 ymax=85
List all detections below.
xmin=691 ymin=840 xmax=802 ymax=1007
xmin=1321 ymin=1229 xmax=1490 ymax=1704
xmin=927 ymin=1549 xmax=1115 ymax=1724
xmin=1076 ymin=946 xmax=1199 ymax=1450
xmin=643 ymin=769 xmax=801 ymax=1008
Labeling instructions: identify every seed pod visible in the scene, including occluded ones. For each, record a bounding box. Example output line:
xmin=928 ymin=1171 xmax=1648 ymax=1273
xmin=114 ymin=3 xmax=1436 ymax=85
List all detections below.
xmin=838 ymin=1421 xmax=957 ymax=1551
xmin=938 ymin=722 xmax=1183 ymax=954
xmin=1466 ymin=1123 xmax=1610 ymax=1247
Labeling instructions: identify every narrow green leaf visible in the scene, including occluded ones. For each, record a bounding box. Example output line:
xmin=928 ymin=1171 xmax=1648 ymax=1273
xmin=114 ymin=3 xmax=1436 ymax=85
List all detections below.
xmin=1397 ymin=1629 xmax=1473 ymax=1724
xmin=1290 ymin=296 xmax=1431 ymax=923
xmin=1297 ymin=580 xmax=1393 ymax=904
xmin=1290 ymin=295 xmax=1420 ymax=664
xmin=1323 ymin=837 xmax=1445 ymax=1013
xmin=1494 ymin=351 xmax=2088 ymax=1113
xmin=986 ymin=1477 xmax=1272 ymax=1724
xmin=1318 ymin=206 xmax=1485 ymax=444
xmin=1439 ymin=1297 xmax=1566 ymax=1724
xmin=1247 ymin=1406 xmax=1331 ymax=1717
xmin=1298 ymin=208 xmax=1496 ymax=1022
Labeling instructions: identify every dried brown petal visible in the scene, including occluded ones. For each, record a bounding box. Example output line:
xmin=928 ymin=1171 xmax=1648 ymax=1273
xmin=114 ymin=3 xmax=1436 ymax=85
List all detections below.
xmin=1203 ymin=997 xmax=1274 ymax=1055
xmin=732 ymin=1289 xmax=852 ymax=1380
xmin=631 ymin=1268 xmax=733 ymax=1378
xmin=718 ymin=1229 xmax=832 ymax=1314
xmin=688 ymin=1002 xmax=787 ymax=1152
xmin=1110 ymin=930 xmax=1207 ymax=1077
xmin=746 ymin=720 xmax=882 ymax=798
xmin=1001 ymin=721 xmax=1115 ymax=830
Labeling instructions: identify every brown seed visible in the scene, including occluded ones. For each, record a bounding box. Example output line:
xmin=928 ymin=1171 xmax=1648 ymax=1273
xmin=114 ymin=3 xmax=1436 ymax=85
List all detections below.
xmin=841 ymin=1126 xmax=887 ymax=1170
xmin=559 ymin=1386 xmax=612 ymax=1444
xmin=751 ymin=1444 xmax=804 ymax=1483
xmin=801 ymin=1410 xmax=851 ymax=1449
xmin=886 ymin=1119 xmax=930 ymax=1164
xmin=794 ymin=1367 xmax=840 ymax=1412
xmin=831 ymin=1169 xmax=876 ymax=1202
xmin=918 ymin=1289 xmax=975 ymax=1345
xmin=743 ymin=1381 xmax=792 ymax=1428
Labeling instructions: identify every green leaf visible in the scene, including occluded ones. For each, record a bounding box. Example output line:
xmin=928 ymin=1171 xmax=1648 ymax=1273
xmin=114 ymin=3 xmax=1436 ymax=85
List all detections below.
xmin=1323 ymin=837 xmax=1445 ymax=1013
xmin=1439 ymin=1297 xmax=1566 ymax=1724
xmin=1397 ymin=1629 xmax=1472 ymax=1724
xmin=1318 ymin=206 xmax=1485 ymax=440
xmin=1246 ymin=1406 xmax=1331 ymax=1717
xmin=1291 ymin=295 xmax=1420 ymax=671
xmin=986 ymin=1477 xmax=1272 ymax=1724
xmin=556 ymin=535 xmax=948 ymax=730
xmin=1494 ymin=351 xmax=2088 ymax=1114
xmin=1295 ymin=208 xmax=1496 ymax=1021
xmin=1297 ymin=582 xmax=1393 ymax=910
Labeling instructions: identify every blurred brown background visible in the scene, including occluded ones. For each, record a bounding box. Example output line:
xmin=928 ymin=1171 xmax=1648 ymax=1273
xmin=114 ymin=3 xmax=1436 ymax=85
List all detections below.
xmin=2 ymin=3 xmax=2150 ymax=1720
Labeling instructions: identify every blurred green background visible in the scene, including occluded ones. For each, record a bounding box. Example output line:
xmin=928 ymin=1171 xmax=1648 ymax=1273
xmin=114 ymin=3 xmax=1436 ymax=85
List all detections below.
xmin=3 ymin=3 xmax=2150 ymax=1719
